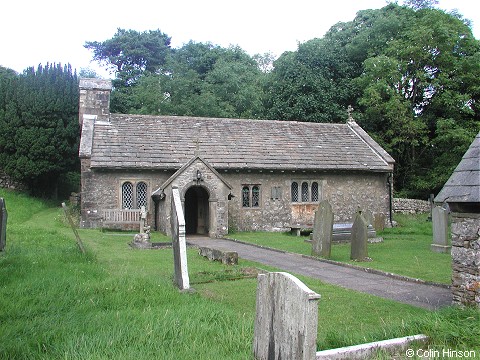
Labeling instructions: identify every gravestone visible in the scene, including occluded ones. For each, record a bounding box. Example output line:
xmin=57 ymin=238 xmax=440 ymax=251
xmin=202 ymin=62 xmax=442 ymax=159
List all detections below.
xmin=130 ymin=226 xmax=152 ymax=249
xmin=0 ymin=198 xmax=7 ymax=252
xmin=431 ymin=206 xmax=450 ymax=253
xmin=373 ymin=213 xmax=386 ymax=232
xmin=171 ymin=187 xmax=190 ymax=290
xmin=363 ymin=209 xmax=374 ymax=228
xmin=253 ymin=272 xmax=320 ymax=360
xmin=350 ymin=211 xmax=369 ymax=261
xmin=311 ymin=199 xmax=333 ymax=258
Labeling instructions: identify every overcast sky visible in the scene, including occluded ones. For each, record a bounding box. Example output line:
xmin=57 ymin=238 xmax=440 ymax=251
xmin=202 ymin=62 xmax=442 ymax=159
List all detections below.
xmin=1 ymin=0 xmax=478 ymax=77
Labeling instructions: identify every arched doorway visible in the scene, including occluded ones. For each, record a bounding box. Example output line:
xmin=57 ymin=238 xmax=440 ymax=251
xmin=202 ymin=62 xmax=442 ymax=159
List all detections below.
xmin=184 ymin=186 xmax=209 ymax=235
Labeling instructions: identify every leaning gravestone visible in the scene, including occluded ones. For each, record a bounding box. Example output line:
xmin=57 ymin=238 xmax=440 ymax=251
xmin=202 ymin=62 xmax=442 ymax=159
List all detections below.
xmin=431 ymin=206 xmax=450 ymax=253
xmin=253 ymin=272 xmax=320 ymax=360
xmin=0 ymin=198 xmax=7 ymax=252
xmin=350 ymin=210 xmax=369 ymax=261
xmin=311 ymin=199 xmax=333 ymax=258
xmin=171 ymin=186 xmax=190 ymax=290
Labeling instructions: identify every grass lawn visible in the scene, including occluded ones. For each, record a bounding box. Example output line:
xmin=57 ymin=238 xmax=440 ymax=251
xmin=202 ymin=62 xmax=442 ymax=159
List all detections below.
xmin=0 ymin=189 xmax=478 ymax=359
xmin=227 ymin=213 xmax=452 ymax=284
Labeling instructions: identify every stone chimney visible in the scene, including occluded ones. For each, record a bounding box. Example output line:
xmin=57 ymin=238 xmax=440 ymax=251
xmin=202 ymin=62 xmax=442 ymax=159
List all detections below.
xmin=78 ymin=78 xmax=112 ymax=126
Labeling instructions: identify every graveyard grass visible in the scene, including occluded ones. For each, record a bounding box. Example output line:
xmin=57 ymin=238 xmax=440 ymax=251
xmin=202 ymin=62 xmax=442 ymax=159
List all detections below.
xmin=0 ymin=189 xmax=478 ymax=359
xmin=228 ymin=213 xmax=452 ymax=285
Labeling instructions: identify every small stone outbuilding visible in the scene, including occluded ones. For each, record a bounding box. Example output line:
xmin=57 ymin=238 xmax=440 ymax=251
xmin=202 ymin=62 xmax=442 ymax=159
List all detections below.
xmin=79 ymin=79 xmax=395 ymax=238
xmin=435 ymin=132 xmax=480 ymax=307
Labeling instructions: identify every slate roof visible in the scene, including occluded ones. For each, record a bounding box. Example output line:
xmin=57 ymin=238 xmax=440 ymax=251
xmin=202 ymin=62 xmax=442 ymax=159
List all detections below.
xmin=435 ymin=132 xmax=480 ymax=203
xmin=81 ymin=114 xmax=394 ymax=172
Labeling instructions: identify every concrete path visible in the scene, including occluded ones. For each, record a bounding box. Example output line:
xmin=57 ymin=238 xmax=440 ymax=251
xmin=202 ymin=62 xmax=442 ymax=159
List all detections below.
xmin=187 ymin=237 xmax=452 ymax=310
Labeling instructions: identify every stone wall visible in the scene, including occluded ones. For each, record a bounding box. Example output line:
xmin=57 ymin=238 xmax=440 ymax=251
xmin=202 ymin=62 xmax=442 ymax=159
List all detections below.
xmin=81 ymin=166 xmax=392 ymax=234
xmin=0 ymin=169 xmax=26 ymax=191
xmin=80 ymin=160 xmax=171 ymax=228
xmin=227 ymin=171 xmax=390 ymax=232
xmin=450 ymin=213 xmax=480 ymax=307
xmin=393 ymin=198 xmax=430 ymax=214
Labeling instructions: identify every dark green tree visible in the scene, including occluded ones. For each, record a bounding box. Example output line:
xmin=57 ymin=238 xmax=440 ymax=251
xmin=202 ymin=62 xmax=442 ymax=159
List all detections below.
xmin=128 ymin=42 xmax=264 ymax=118
xmin=357 ymin=7 xmax=480 ymax=196
xmin=85 ymin=28 xmax=172 ymax=113
xmin=263 ymin=37 xmax=357 ymax=122
xmin=0 ymin=63 xmax=80 ymax=197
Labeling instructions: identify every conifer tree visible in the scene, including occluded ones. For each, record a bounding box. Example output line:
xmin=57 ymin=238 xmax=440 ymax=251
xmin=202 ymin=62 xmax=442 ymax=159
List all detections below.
xmin=0 ymin=63 xmax=79 ymax=197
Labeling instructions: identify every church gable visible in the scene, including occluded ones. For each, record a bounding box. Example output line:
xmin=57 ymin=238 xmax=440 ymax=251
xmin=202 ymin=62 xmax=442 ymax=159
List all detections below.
xmin=153 ymin=155 xmax=233 ymax=200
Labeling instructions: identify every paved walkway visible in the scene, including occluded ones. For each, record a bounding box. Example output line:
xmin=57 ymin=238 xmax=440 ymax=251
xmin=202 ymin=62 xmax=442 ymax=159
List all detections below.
xmin=186 ymin=237 xmax=452 ymax=310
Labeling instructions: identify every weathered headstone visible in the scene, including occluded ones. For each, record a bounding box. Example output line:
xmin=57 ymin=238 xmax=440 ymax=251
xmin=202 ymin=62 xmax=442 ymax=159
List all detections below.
xmin=373 ymin=213 xmax=385 ymax=232
xmin=171 ymin=187 xmax=190 ymax=290
xmin=311 ymin=199 xmax=333 ymax=258
xmin=350 ymin=210 xmax=369 ymax=261
xmin=0 ymin=198 xmax=7 ymax=252
xmin=363 ymin=209 xmax=374 ymax=228
xmin=253 ymin=272 xmax=320 ymax=360
xmin=431 ymin=206 xmax=450 ymax=253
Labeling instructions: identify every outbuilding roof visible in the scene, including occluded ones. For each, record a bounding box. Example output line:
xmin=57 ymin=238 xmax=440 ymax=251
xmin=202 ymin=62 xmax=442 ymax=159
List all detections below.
xmin=435 ymin=132 xmax=480 ymax=204
xmin=80 ymin=114 xmax=394 ymax=172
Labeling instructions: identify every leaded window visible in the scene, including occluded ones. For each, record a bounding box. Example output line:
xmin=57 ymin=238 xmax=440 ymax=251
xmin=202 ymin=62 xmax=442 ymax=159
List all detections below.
xmin=242 ymin=186 xmax=250 ymax=207
xmin=136 ymin=182 xmax=148 ymax=208
xmin=291 ymin=182 xmax=298 ymax=202
xmin=301 ymin=182 xmax=309 ymax=202
xmin=311 ymin=182 xmax=319 ymax=202
xmin=291 ymin=181 xmax=321 ymax=203
xmin=121 ymin=180 xmax=148 ymax=209
xmin=242 ymin=185 xmax=261 ymax=208
xmin=122 ymin=182 xmax=133 ymax=209
xmin=252 ymin=186 xmax=260 ymax=207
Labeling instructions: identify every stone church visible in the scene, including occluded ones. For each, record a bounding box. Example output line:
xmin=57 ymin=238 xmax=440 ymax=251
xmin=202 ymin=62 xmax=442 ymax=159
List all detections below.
xmin=79 ymin=78 xmax=395 ymax=238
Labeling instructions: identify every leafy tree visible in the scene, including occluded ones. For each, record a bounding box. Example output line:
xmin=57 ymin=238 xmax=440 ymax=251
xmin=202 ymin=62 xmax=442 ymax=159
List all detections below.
xmin=128 ymin=42 xmax=264 ymax=118
xmin=85 ymin=28 xmax=172 ymax=113
xmin=0 ymin=64 xmax=79 ymax=197
xmin=399 ymin=0 xmax=438 ymax=10
xmin=357 ymin=7 xmax=480 ymax=196
xmin=263 ymin=37 xmax=357 ymax=122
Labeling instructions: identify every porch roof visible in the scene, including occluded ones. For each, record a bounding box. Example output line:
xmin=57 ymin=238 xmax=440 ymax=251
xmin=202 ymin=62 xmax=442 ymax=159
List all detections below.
xmin=82 ymin=114 xmax=394 ymax=172
xmin=435 ymin=132 xmax=480 ymax=204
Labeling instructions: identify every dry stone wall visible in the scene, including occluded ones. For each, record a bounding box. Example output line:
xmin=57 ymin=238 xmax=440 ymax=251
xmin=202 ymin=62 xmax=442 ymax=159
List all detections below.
xmin=393 ymin=198 xmax=430 ymax=214
xmin=0 ymin=169 xmax=26 ymax=191
xmin=450 ymin=213 xmax=480 ymax=307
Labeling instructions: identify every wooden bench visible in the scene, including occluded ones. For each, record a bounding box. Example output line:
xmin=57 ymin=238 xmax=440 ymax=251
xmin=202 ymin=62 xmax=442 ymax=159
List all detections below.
xmin=289 ymin=224 xmax=313 ymax=236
